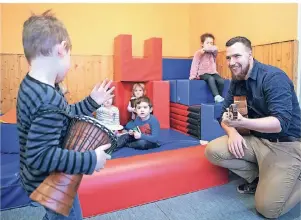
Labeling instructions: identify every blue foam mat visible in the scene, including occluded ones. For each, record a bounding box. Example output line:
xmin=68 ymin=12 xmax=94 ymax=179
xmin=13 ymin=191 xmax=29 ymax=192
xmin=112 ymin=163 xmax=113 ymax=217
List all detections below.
xmin=111 ymin=129 xmax=200 ymax=159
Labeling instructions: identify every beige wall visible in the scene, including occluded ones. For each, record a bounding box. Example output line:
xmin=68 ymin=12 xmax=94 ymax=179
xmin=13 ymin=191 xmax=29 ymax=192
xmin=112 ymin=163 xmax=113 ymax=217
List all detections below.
xmin=1 ymin=3 xmax=298 ymax=57
xmin=189 ymin=3 xmax=298 ymax=54
xmin=1 ymin=3 xmax=191 ymax=57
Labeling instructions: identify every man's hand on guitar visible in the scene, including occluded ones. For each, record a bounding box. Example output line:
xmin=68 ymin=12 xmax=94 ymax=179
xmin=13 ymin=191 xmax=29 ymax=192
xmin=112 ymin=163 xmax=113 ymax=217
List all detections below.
xmin=222 ymin=108 xmax=244 ymax=128
xmin=228 ymin=131 xmax=247 ymax=159
xmin=94 ymin=144 xmax=112 ymax=172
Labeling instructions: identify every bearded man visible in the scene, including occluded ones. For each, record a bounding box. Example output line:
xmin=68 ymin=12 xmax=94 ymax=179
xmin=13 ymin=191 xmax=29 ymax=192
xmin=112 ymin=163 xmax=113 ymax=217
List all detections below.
xmin=205 ymin=36 xmax=301 ymax=219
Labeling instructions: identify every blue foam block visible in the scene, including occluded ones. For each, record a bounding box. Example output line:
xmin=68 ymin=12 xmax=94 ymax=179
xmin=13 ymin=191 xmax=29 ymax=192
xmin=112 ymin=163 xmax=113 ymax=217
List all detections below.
xmin=111 ymin=129 xmax=200 ymax=159
xmin=222 ymin=79 xmax=231 ymax=98
xmin=162 ymin=58 xmax=192 ymax=80
xmin=177 ymin=79 xmax=231 ymax=105
xmin=177 ymin=80 xmax=213 ymax=105
xmin=168 ymin=80 xmax=177 ymax=102
xmin=201 ymin=104 xmax=225 ymax=141
xmin=214 ymin=102 xmax=224 ymax=119
xmin=185 ymin=103 xmax=223 ymax=139
xmin=1 ymin=124 xmax=19 ymax=154
xmin=1 ymin=154 xmax=31 ymax=210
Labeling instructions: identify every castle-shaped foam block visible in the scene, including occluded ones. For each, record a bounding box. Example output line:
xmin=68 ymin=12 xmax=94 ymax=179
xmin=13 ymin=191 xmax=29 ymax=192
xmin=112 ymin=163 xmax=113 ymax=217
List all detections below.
xmin=114 ymin=35 xmax=162 ymax=82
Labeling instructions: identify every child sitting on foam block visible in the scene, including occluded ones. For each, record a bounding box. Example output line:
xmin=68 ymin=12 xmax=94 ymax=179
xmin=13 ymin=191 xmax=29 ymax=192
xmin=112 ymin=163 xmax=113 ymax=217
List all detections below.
xmin=189 ymin=33 xmax=225 ymax=103
xmin=127 ymin=83 xmax=146 ymax=120
xmin=115 ymin=96 xmax=160 ymax=151
xmin=96 ymin=96 xmax=123 ymax=133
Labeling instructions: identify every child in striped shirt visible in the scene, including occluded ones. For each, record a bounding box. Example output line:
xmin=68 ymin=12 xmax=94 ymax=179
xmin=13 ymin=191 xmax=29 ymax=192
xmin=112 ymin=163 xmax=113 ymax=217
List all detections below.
xmin=96 ymin=97 xmax=123 ymax=132
xmin=17 ymin=10 xmax=114 ymax=220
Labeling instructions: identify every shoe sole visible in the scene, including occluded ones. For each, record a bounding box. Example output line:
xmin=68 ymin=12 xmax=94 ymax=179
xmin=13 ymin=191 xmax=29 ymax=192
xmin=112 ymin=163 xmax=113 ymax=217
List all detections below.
xmin=237 ymin=187 xmax=256 ymax=194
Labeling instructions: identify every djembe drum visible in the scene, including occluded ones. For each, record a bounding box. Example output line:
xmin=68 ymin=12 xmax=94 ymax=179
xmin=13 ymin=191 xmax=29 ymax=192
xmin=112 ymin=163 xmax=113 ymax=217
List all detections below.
xmin=30 ymin=113 xmax=117 ymax=216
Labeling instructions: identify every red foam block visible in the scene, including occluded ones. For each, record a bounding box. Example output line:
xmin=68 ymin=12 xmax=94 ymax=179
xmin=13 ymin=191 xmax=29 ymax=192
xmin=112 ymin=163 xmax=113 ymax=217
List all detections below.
xmin=170 ymin=113 xmax=189 ymax=122
xmin=111 ymin=82 xmax=132 ymax=125
xmin=170 ymin=107 xmax=189 ymax=117
xmin=146 ymin=81 xmax=170 ymax=129
xmin=170 ymin=124 xmax=188 ymax=133
xmin=170 ymin=102 xmax=188 ymax=110
xmin=114 ymin=35 xmax=162 ymax=82
xmin=170 ymin=118 xmax=188 ymax=127
xmin=0 ymin=108 xmax=17 ymax=124
xmin=79 ymin=146 xmax=229 ymax=217
xmin=111 ymin=81 xmax=170 ymax=128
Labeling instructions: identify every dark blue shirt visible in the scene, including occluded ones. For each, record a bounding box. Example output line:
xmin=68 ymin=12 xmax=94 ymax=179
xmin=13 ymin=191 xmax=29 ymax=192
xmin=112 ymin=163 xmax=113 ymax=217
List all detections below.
xmin=221 ymin=59 xmax=301 ymax=139
xmin=125 ymin=115 xmax=160 ymax=143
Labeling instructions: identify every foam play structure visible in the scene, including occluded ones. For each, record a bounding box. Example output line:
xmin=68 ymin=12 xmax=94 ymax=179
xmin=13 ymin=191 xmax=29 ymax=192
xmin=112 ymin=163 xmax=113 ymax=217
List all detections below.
xmin=168 ymin=78 xmax=230 ymax=141
xmin=79 ymin=144 xmax=228 ymax=217
xmin=79 ymin=34 xmax=229 ymax=217
xmin=170 ymin=102 xmax=226 ymax=141
xmin=0 ymin=34 xmax=229 ymax=217
xmin=176 ymin=79 xmax=231 ymax=106
xmin=112 ymin=80 xmax=170 ymax=128
xmin=114 ymin=35 xmax=162 ymax=82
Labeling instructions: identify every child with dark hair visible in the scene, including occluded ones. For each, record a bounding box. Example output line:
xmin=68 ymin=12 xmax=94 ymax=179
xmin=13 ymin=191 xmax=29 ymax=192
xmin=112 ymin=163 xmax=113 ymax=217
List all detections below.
xmin=116 ymin=96 xmax=160 ymax=151
xmin=189 ymin=33 xmax=225 ymax=103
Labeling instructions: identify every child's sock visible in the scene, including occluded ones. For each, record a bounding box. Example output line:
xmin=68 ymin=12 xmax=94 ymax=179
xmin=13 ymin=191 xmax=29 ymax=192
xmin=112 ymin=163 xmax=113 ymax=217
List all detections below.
xmin=214 ymin=95 xmax=224 ymax=103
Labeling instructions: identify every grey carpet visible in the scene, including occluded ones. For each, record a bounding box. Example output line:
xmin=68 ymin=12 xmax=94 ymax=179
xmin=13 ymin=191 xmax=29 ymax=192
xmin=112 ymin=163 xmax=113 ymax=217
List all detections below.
xmin=1 ymin=178 xmax=300 ymax=220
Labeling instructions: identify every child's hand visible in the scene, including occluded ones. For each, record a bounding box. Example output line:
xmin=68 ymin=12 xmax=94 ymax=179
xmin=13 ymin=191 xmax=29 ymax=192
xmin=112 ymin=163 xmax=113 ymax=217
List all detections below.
xmin=133 ymin=131 xmax=141 ymax=139
xmin=203 ymin=45 xmax=217 ymax=53
xmin=94 ymin=144 xmax=112 ymax=172
xmin=90 ymin=79 xmax=115 ymax=105
xmin=128 ymin=130 xmax=134 ymax=135
xmin=197 ymin=48 xmax=205 ymax=55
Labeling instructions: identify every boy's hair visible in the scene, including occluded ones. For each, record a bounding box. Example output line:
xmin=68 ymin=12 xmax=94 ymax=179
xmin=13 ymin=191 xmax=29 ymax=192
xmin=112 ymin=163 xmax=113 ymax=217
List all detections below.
xmin=132 ymin=83 xmax=146 ymax=96
xmin=225 ymin=36 xmax=252 ymax=51
xmin=134 ymin=96 xmax=153 ymax=108
xmin=200 ymin=33 xmax=215 ymax=43
xmin=22 ymin=9 xmax=72 ymax=64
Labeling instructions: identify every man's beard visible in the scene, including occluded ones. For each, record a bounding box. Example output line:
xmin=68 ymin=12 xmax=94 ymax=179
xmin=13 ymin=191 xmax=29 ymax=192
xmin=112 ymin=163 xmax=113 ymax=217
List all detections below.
xmin=231 ymin=63 xmax=250 ymax=80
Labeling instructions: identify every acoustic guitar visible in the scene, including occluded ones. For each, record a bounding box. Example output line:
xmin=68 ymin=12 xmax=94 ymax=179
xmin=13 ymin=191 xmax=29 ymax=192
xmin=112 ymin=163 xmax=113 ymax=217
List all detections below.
xmin=228 ymin=96 xmax=250 ymax=135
